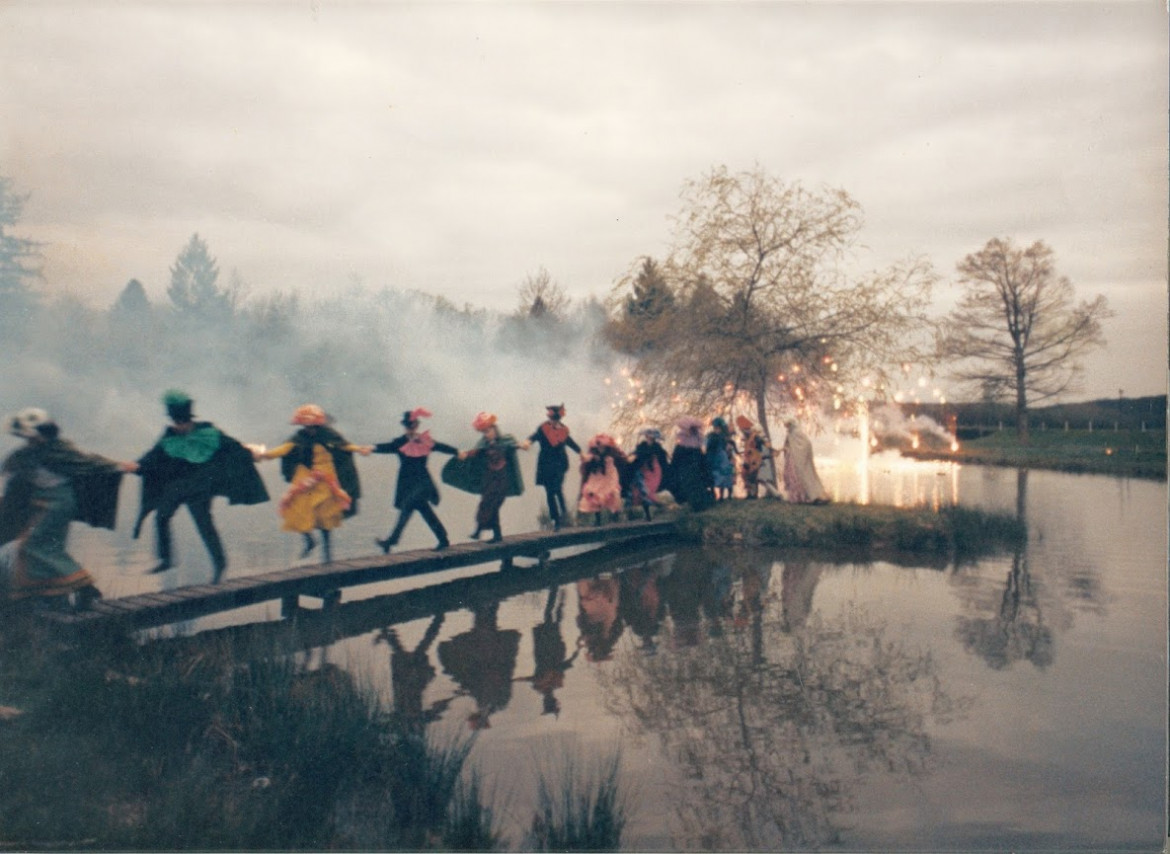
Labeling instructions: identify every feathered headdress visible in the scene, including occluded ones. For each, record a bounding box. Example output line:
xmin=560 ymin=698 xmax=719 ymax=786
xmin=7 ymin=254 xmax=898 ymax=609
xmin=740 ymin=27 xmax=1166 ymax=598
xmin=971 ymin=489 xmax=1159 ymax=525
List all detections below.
xmin=472 ymin=412 xmax=498 ymax=432
xmin=291 ymin=404 xmax=327 ymax=426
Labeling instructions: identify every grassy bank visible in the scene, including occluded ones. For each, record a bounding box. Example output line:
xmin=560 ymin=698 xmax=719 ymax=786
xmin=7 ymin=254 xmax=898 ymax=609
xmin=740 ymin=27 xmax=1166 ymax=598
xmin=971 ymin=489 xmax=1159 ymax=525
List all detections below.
xmin=905 ymin=428 xmax=1166 ymax=480
xmin=0 ymin=621 xmax=626 ymax=851
xmin=676 ymin=499 xmax=1026 ymax=562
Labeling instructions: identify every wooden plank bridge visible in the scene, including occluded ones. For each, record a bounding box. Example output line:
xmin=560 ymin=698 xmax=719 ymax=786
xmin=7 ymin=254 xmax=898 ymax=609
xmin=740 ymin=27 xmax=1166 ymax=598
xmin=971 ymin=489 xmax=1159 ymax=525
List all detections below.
xmin=42 ymin=520 xmax=678 ymax=635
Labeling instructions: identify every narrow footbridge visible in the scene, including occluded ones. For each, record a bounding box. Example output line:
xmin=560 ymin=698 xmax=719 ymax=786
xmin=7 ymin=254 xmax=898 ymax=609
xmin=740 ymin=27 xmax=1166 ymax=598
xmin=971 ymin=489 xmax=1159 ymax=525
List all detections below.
xmin=43 ymin=519 xmax=678 ymax=635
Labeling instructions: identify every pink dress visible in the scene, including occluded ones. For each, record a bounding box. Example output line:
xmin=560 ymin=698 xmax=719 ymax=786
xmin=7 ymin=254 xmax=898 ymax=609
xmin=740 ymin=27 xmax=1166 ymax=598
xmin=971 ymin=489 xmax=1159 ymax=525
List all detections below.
xmin=578 ymin=456 xmax=624 ymax=514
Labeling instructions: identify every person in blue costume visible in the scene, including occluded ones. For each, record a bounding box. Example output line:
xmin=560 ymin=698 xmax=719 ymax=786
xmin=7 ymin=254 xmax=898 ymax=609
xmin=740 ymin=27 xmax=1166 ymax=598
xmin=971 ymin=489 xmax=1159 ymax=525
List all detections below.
xmin=369 ymin=407 xmax=458 ymax=553
xmin=521 ymin=404 xmax=581 ymax=531
xmin=705 ymin=416 xmax=737 ymax=502
xmin=134 ymin=390 xmax=268 ymax=582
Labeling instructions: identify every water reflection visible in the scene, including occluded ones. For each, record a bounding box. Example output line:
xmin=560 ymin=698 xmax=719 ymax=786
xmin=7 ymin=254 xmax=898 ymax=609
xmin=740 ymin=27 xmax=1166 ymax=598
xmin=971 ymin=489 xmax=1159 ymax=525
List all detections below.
xmin=595 ymin=553 xmax=965 ymax=850
xmin=518 ymin=588 xmax=578 ymax=717
xmin=377 ymin=614 xmax=448 ymax=731
xmin=437 ymin=600 xmax=521 ymax=731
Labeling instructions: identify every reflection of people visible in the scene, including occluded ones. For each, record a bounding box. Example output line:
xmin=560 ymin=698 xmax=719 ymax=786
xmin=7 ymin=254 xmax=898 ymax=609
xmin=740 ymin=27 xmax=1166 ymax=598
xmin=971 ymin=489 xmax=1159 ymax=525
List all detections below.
xmin=619 ymin=561 xmax=668 ymax=655
xmin=779 ymin=557 xmax=822 ymax=633
xmin=669 ymin=417 xmax=714 ymax=511
xmin=134 ymin=390 xmax=268 ymax=581
xmin=0 ymin=408 xmax=133 ymax=607
xmin=518 ymin=588 xmax=579 ymax=716
xmin=781 ymin=418 xmax=829 ymax=504
xmin=658 ymin=549 xmax=709 ymax=649
xmin=442 ymin=413 xmax=523 ymax=543
xmin=254 ymin=404 xmax=366 ymax=563
xmin=437 ymin=601 xmax=521 ymax=730
xmin=369 ymin=408 xmax=457 ymax=553
xmin=522 ymin=405 xmax=581 ymax=531
xmin=628 ymin=429 xmax=669 ymax=520
xmin=705 ymin=417 xmax=736 ymax=502
xmin=378 ymin=614 xmax=447 ymax=730
xmin=576 ymin=576 xmax=624 ymax=662
xmin=577 ymin=434 xmax=627 ymax=526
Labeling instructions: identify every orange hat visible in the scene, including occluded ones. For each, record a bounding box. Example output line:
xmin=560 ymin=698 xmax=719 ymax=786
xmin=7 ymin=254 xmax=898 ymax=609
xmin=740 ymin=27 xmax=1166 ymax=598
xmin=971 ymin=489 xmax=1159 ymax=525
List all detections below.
xmin=736 ymin=415 xmax=754 ymax=431
xmin=472 ymin=411 xmax=498 ymax=432
xmin=291 ymin=404 xmax=327 ymax=426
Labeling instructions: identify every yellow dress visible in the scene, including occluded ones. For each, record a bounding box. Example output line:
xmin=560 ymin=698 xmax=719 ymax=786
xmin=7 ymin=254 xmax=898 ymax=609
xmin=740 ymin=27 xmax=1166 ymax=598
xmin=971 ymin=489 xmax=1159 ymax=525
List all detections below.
xmin=262 ymin=441 xmax=355 ymax=533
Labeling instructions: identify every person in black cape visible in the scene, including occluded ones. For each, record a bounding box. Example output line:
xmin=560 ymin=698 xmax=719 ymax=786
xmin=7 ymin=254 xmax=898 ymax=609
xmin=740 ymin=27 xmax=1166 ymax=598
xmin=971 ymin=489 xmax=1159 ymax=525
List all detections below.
xmin=1 ymin=408 xmax=135 ymax=608
xmin=521 ymin=404 xmax=581 ymax=531
xmin=134 ymin=390 xmax=268 ymax=582
xmin=368 ymin=407 xmax=457 ymax=553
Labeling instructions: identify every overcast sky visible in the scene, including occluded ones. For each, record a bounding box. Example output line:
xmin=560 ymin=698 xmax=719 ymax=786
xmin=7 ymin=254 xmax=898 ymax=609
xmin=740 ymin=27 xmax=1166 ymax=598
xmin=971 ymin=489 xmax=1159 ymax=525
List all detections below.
xmin=1 ymin=1 xmax=1166 ymax=400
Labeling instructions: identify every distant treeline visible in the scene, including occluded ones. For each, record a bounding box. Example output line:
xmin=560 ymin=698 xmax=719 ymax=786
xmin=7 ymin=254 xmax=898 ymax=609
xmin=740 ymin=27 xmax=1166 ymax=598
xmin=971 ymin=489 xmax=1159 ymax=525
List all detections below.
xmin=905 ymin=396 xmax=1167 ymax=435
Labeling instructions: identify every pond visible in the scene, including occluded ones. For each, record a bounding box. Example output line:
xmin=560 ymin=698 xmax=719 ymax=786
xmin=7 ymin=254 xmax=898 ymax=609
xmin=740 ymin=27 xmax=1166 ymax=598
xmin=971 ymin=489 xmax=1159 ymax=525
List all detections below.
xmin=68 ymin=456 xmax=1167 ymax=851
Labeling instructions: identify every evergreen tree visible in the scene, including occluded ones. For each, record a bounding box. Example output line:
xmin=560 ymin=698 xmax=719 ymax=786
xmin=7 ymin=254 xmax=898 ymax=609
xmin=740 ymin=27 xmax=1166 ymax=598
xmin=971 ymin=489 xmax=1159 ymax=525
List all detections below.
xmin=167 ymin=234 xmax=233 ymax=321
xmin=0 ymin=176 xmax=42 ymax=319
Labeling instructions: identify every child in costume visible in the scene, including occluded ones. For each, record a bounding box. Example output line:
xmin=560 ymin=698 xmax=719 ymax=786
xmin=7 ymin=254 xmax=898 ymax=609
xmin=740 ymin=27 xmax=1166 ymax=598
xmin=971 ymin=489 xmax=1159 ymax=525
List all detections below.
xmin=134 ymin=390 xmax=268 ymax=581
xmin=737 ymin=415 xmax=774 ymax=499
xmin=669 ymin=416 xmax=714 ymax=511
xmin=627 ymin=427 xmax=669 ymax=520
xmin=705 ymin=416 xmax=737 ymax=501
xmin=522 ymin=404 xmax=581 ymax=531
xmin=441 ymin=412 xmax=523 ymax=543
xmin=368 ymin=408 xmax=457 ymax=553
xmin=254 ymin=404 xmax=367 ymax=562
xmin=0 ymin=408 xmax=135 ymax=608
xmin=577 ymin=433 xmax=628 ymax=526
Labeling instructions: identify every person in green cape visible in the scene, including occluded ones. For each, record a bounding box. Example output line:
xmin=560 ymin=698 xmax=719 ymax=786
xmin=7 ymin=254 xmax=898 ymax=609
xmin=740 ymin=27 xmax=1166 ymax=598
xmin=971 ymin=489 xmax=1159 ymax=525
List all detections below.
xmin=134 ymin=390 xmax=268 ymax=582
xmin=441 ymin=412 xmax=523 ymax=543
xmin=0 ymin=408 xmax=136 ymax=609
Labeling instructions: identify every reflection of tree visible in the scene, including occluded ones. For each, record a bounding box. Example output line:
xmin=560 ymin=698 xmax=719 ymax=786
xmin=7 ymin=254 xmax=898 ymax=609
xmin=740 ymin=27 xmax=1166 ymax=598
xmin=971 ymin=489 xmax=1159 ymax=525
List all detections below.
xmin=600 ymin=578 xmax=965 ymax=850
xmin=953 ymin=469 xmax=1058 ymax=670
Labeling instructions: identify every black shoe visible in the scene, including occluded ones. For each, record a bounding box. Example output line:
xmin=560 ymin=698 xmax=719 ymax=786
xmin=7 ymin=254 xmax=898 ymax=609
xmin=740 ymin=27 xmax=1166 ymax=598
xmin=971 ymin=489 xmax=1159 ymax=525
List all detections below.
xmin=74 ymin=585 xmax=102 ymax=610
xmin=469 ymin=529 xmax=481 ymax=541
xmin=300 ymin=536 xmax=317 ymax=558
xmin=212 ymin=564 xmax=227 ymax=584
xmin=148 ymin=561 xmax=173 ymax=574
xmin=376 ymin=537 xmax=393 ymax=554
xmin=433 ymin=540 xmax=450 ymax=551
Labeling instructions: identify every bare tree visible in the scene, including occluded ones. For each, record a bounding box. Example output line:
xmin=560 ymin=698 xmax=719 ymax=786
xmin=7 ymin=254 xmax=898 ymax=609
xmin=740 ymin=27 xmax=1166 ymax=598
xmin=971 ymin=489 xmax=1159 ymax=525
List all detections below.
xmin=606 ymin=165 xmax=935 ymax=443
xmin=516 ymin=266 xmax=571 ymax=321
xmin=939 ymin=238 xmax=1111 ymax=441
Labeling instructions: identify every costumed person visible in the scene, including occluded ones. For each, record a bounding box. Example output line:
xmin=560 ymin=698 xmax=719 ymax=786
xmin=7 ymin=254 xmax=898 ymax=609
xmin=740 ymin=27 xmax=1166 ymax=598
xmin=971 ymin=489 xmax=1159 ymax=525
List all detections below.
xmin=0 ymin=409 xmax=134 ymax=608
xmin=369 ymin=408 xmax=457 ymax=553
xmin=705 ymin=416 xmax=737 ymax=501
xmin=736 ymin=415 xmax=772 ymax=499
xmin=253 ymin=404 xmax=366 ymax=563
xmin=781 ymin=417 xmax=830 ymax=504
xmin=441 ymin=412 xmax=523 ymax=543
xmin=669 ymin=416 xmax=714 ymax=511
xmin=135 ymin=390 xmax=268 ymax=582
xmin=577 ymin=433 xmax=627 ymax=526
xmin=437 ymin=600 xmax=521 ymax=730
xmin=627 ymin=427 xmax=670 ymax=520
xmin=521 ymin=404 xmax=581 ymax=531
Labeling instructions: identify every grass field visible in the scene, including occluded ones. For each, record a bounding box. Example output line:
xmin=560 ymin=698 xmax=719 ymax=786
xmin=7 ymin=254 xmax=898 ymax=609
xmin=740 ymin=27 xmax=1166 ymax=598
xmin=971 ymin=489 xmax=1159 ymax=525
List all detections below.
xmin=905 ymin=428 xmax=1166 ymax=479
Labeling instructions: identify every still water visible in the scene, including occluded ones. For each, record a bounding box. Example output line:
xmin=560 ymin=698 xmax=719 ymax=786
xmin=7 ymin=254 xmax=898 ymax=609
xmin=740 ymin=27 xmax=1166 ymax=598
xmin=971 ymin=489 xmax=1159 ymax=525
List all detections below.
xmin=69 ymin=456 xmax=1167 ymax=851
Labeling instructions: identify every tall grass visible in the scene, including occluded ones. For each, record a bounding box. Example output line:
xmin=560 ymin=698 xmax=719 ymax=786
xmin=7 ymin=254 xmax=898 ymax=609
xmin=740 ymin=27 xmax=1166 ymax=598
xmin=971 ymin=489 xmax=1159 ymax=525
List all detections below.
xmin=526 ymin=749 xmax=628 ymax=851
xmin=0 ymin=624 xmax=501 ymax=850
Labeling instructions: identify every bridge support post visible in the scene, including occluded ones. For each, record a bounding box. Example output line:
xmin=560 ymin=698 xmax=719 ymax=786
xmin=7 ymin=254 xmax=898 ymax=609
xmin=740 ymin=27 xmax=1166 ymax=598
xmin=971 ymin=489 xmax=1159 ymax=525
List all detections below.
xmin=320 ymin=589 xmax=341 ymax=610
xmin=281 ymin=595 xmax=299 ymax=618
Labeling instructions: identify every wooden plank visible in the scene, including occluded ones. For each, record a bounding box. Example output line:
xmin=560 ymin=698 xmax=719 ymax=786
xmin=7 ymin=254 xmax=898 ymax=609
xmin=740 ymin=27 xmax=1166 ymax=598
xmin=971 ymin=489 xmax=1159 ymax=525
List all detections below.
xmin=40 ymin=522 xmax=678 ymax=635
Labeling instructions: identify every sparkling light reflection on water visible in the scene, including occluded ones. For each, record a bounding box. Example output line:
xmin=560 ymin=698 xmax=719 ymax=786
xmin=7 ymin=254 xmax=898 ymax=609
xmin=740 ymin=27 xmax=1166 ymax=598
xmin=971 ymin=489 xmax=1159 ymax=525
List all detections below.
xmin=68 ymin=458 xmax=1167 ymax=851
